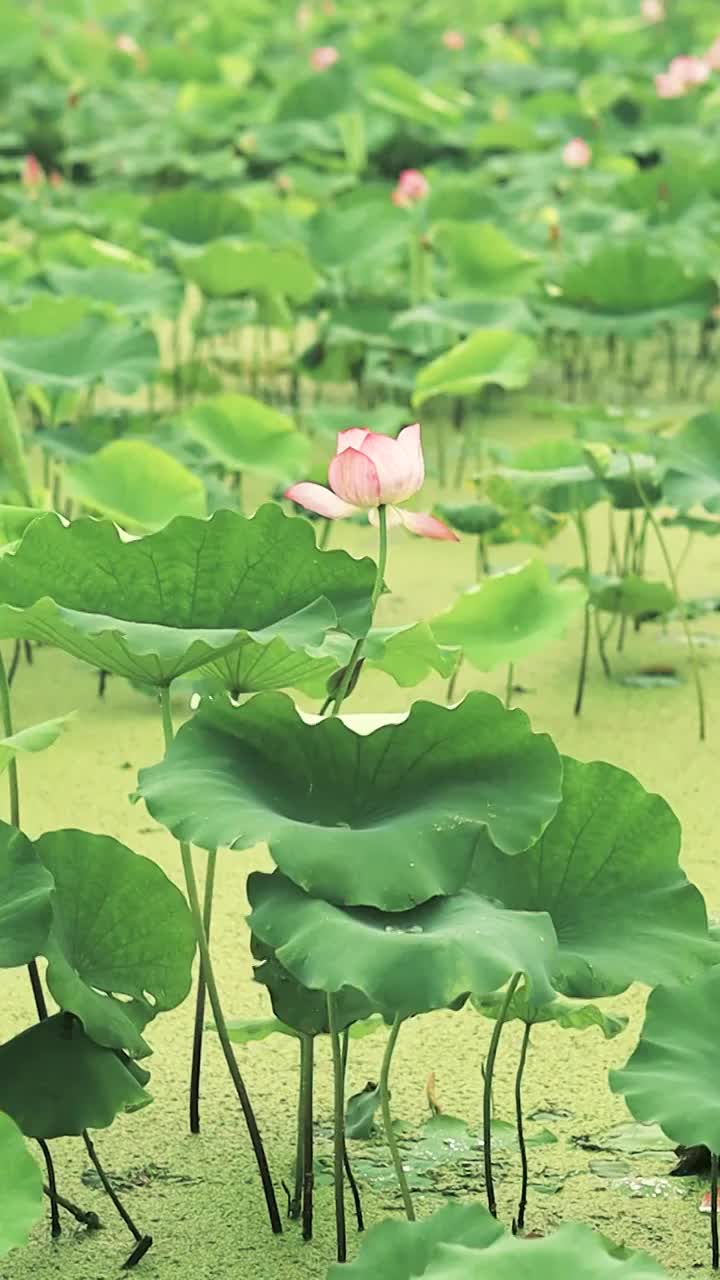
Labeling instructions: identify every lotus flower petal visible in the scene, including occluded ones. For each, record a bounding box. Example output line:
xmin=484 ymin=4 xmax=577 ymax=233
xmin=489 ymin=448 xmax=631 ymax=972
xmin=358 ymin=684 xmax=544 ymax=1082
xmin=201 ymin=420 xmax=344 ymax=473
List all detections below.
xmin=285 ymin=482 xmax=359 ymax=519
xmin=395 ymin=508 xmax=460 ymax=541
xmin=328 ymin=448 xmax=381 ymax=508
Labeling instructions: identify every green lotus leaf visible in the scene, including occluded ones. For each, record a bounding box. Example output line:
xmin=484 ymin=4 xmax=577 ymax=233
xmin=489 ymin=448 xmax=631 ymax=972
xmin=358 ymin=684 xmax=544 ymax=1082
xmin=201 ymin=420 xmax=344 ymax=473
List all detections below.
xmin=308 ymin=202 xmax=407 ymax=272
xmin=422 ymin=1222 xmax=667 ymax=1280
xmin=663 ymin=413 xmax=720 ymax=514
xmin=320 ymin=622 xmax=460 ymax=690
xmin=276 ymin=64 xmax=353 ymax=122
xmin=473 ymin=990 xmax=628 ymax=1039
xmin=393 ymin=300 xmax=536 ymax=341
xmin=248 ymin=871 xmax=559 ymax=1020
xmin=550 ymin=239 xmax=714 ymax=320
xmin=138 ymin=691 xmax=563 ymax=910
xmin=435 ymin=221 xmax=539 ymax=297
xmin=47 ymin=264 xmax=184 ymax=318
xmin=610 ymin=966 xmax=720 ymax=1152
xmin=365 ymin=65 xmax=462 ymax=128
xmin=252 ymin=937 xmax=374 ymax=1037
xmin=0 ymin=506 xmax=374 ymax=686
xmin=180 ymin=394 xmax=310 ymax=481
xmin=413 ymin=330 xmax=539 ymax=408
xmin=434 ymin=501 xmax=506 ymax=537
xmin=346 ymin=1083 xmax=381 ymax=1139
xmin=0 ymin=713 xmax=73 ymax=773
xmin=591 ymin=575 xmax=675 ymax=619
xmin=431 ymin=560 xmax=586 ymax=672
xmin=225 ymin=1017 xmax=299 ymax=1044
xmin=0 ymin=320 xmax=159 ymax=394
xmin=469 ymin=756 xmax=717 ymax=998
xmin=0 ymin=1014 xmax=151 ymax=1138
xmin=37 ymin=829 xmax=195 ymax=1057
xmin=66 ymin=439 xmax=207 ymax=531
xmin=40 ymin=232 xmax=151 ymax=273
xmin=0 ymin=506 xmax=43 ymax=551
xmin=0 ymin=295 xmax=98 ymax=338
xmin=491 ymin=444 xmax=656 ymax=515
xmin=330 ymin=1201 xmax=503 ymax=1280
xmin=178 ymin=240 xmax=318 ymax=302
xmin=0 ymin=1112 xmax=43 ymax=1257
xmin=143 ymin=190 xmax=253 ymax=243
xmin=0 ymin=824 xmax=53 ymax=968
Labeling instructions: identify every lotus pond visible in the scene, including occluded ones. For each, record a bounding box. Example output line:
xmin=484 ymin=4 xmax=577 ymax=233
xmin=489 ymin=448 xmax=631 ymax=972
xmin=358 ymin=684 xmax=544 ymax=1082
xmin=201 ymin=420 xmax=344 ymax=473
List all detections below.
xmin=3 ymin=2 xmax=720 ymax=1279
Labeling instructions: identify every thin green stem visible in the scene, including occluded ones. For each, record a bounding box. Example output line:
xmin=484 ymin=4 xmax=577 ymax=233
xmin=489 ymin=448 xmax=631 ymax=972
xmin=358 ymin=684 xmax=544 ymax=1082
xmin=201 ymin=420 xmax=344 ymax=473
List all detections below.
xmin=326 ymin=993 xmax=347 ymax=1262
xmin=514 ymin=1024 xmax=532 ymax=1232
xmin=573 ymin=509 xmax=593 ymax=716
xmin=0 ymin=647 xmax=20 ymax=827
xmin=446 ymin=655 xmax=463 ymax=706
xmin=628 ymin=456 xmax=706 ymax=741
xmin=290 ymin=1038 xmax=306 ymax=1220
xmin=340 ymin=1029 xmax=364 ymax=1232
xmin=189 ymin=847 xmax=217 ymax=1134
xmin=301 ymin=1035 xmax=315 ymax=1240
xmin=379 ymin=1014 xmax=415 ymax=1220
xmin=483 ymin=972 xmax=523 ymax=1218
xmin=707 ymin=1157 xmax=712 ymax=1274
xmin=330 ymin=505 xmax=388 ymax=717
xmin=160 ymin=687 xmax=282 ymax=1233
xmin=505 ymin=663 xmax=514 ymax=709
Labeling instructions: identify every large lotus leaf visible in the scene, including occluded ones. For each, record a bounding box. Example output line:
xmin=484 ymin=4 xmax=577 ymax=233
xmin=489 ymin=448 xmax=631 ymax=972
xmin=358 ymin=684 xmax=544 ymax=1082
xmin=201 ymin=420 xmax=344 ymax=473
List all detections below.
xmin=66 ymin=439 xmax=207 ymax=531
xmin=663 ymin=414 xmax=720 ymax=514
xmin=276 ymin=64 xmax=353 ymax=122
xmin=393 ymin=299 xmax=537 ymax=342
xmin=413 ymin=330 xmax=539 ymax=408
xmin=319 ymin=622 xmax=460 ymax=691
xmin=248 ymin=871 xmax=559 ymax=1020
xmin=0 ymin=824 xmax=52 ymax=968
xmin=473 ymin=990 xmax=628 ymax=1039
xmin=180 ymin=394 xmax=310 ymax=481
xmin=308 ymin=202 xmax=407 ymax=272
xmin=491 ymin=445 xmax=656 ymax=515
xmin=330 ymin=1201 xmax=504 ymax=1280
xmin=143 ymin=190 xmax=253 ymax=243
xmin=47 ymin=264 xmax=184 ymax=318
xmin=591 ymin=575 xmax=675 ymax=619
xmin=0 ymin=1014 xmax=151 ymax=1139
xmin=0 ymin=320 xmax=159 ymax=394
xmin=365 ymin=65 xmax=462 ymax=128
xmin=610 ymin=966 xmax=720 ymax=1152
xmin=431 ymin=560 xmax=586 ymax=672
xmin=178 ymin=240 xmax=318 ymax=302
xmin=0 ymin=713 xmax=73 ymax=774
xmin=138 ymin=691 xmax=563 ymax=911
xmin=36 ymin=829 xmax=195 ymax=1057
xmin=40 ymin=232 xmax=151 ymax=274
xmin=0 ymin=506 xmax=375 ymax=686
xmin=435 ymin=222 xmax=539 ymax=297
xmin=0 ymin=296 xmax=98 ymax=338
xmin=0 ymin=506 xmax=43 ymax=551
xmin=0 ymin=1112 xmax=43 ymax=1257
xmin=552 ymin=239 xmax=714 ymax=317
xmin=252 ymin=937 xmax=374 ymax=1037
xmin=422 ymin=1222 xmax=667 ymax=1280
xmin=469 ymin=757 xmax=716 ymax=998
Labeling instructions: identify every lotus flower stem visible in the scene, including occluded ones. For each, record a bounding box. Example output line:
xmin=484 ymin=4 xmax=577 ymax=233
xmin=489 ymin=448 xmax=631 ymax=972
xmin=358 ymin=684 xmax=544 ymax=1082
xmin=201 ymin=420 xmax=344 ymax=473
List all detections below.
xmin=188 ymin=847 xmax=217 ymax=1135
xmin=330 ymin=504 xmax=388 ymax=716
xmin=0 ymin=373 xmax=33 ymax=506
xmin=82 ymin=1130 xmax=153 ymax=1268
xmin=573 ymin=510 xmax=594 ymax=714
xmin=483 ymin=972 xmax=523 ymax=1217
xmin=37 ymin=1139 xmax=61 ymax=1237
xmin=505 ymin=663 xmax=514 ymax=708
xmin=446 ymin=655 xmax=463 ymax=705
xmin=339 ymin=1029 xmax=365 ymax=1231
xmin=300 ymin=1035 xmax=315 ymax=1239
xmin=326 ymin=993 xmax=347 ymax=1261
xmin=628 ymin=456 xmax=706 ymax=741
xmin=711 ymin=1152 xmax=719 ymax=1268
xmin=160 ymin=687 xmax=282 ymax=1234
xmin=380 ymin=1013 xmax=415 ymax=1221
xmin=514 ymin=1024 xmax=532 ymax=1232
xmin=42 ymin=1180 xmax=100 ymax=1230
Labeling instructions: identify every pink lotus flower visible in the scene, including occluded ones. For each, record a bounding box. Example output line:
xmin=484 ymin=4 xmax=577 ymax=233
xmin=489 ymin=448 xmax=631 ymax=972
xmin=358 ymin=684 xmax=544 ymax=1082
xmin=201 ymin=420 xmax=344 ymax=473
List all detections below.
xmin=641 ymin=0 xmax=664 ymax=20
xmin=285 ymin=425 xmax=458 ymax=541
xmin=310 ymin=45 xmax=339 ymax=71
xmin=21 ymin=154 xmax=44 ymax=191
xmin=442 ymin=30 xmax=465 ymax=51
xmin=705 ymin=37 xmax=720 ymax=70
xmin=655 ymin=69 xmax=686 ymax=97
xmin=562 ymin=137 xmax=591 ymax=168
xmin=115 ymin=32 xmax=140 ymax=55
xmin=391 ymin=169 xmax=430 ymax=207
xmin=669 ymin=54 xmax=710 ymax=85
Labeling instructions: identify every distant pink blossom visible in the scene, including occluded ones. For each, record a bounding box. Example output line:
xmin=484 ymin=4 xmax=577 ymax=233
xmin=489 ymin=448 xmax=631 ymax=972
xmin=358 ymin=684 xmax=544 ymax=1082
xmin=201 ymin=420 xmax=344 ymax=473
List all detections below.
xmin=655 ymin=70 xmax=685 ymax=97
xmin=391 ymin=169 xmax=430 ymax=207
xmin=562 ymin=137 xmax=591 ymax=168
xmin=310 ymin=45 xmax=339 ymax=71
xmin=705 ymin=37 xmax=720 ymax=70
xmin=21 ymin=154 xmax=44 ymax=191
xmin=48 ymin=170 xmax=63 ymax=188
xmin=442 ymin=30 xmax=465 ymax=51
xmin=321 ymin=0 xmax=335 ymax=12
xmin=641 ymin=0 xmax=664 ymax=21
xmin=286 ymin=425 xmax=458 ymax=541
xmin=296 ymin=3 xmax=313 ymax=29
xmin=115 ymin=33 xmax=140 ymax=55
xmin=655 ymin=53 xmax=711 ymax=97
